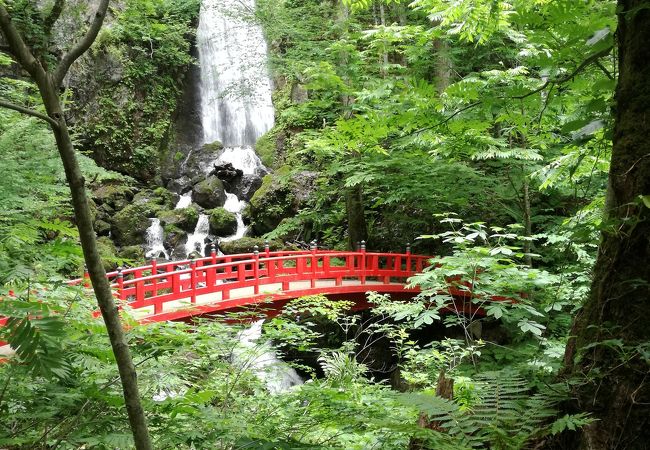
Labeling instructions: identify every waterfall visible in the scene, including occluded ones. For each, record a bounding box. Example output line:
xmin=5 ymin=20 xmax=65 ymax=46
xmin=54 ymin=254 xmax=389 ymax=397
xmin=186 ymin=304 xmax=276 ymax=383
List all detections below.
xmin=197 ymin=0 xmax=274 ymax=146
xmin=145 ymin=218 xmax=169 ymax=260
xmin=175 ymin=192 xmax=193 ymax=209
xmin=233 ymin=320 xmax=303 ymax=394
xmin=197 ymin=0 xmax=273 ymax=245
xmin=221 ymin=192 xmax=247 ymax=242
xmin=185 ymin=214 xmax=210 ymax=256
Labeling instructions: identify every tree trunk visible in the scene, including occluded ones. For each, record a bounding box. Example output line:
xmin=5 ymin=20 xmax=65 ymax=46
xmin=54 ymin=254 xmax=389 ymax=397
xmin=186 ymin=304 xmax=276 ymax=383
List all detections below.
xmin=43 ymin=89 xmax=153 ymax=450
xmin=562 ymin=2 xmax=650 ymax=448
xmin=346 ymin=185 xmax=368 ymax=250
xmin=0 ymin=3 xmax=153 ymax=448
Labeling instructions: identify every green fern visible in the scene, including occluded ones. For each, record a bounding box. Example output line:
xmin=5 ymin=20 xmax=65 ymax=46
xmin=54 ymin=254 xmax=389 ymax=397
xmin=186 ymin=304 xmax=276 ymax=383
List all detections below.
xmin=397 ymin=370 xmax=561 ymax=449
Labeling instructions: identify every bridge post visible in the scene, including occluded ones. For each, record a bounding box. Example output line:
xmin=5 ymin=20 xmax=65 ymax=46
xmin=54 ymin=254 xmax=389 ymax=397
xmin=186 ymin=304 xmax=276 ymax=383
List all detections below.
xmin=190 ymin=259 xmax=197 ymax=304
xmin=406 ymin=243 xmax=412 ymax=274
xmin=310 ymin=241 xmax=317 ymax=288
xmin=151 ymin=257 xmax=157 ymax=297
xmin=253 ymin=246 xmax=260 ymax=295
xmin=116 ymin=267 xmax=124 ymax=301
xmin=83 ymin=264 xmax=90 ymax=288
xmin=264 ymin=240 xmax=270 ymax=257
xmin=360 ymin=240 xmax=366 ymax=284
xmin=211 ymin=243 xmax=217 ymax=265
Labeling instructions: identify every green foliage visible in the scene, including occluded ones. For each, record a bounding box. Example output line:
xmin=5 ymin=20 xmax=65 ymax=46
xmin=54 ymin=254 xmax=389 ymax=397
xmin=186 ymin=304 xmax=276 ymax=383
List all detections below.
xmin=75 ymin=0 xmax=200 ymax=180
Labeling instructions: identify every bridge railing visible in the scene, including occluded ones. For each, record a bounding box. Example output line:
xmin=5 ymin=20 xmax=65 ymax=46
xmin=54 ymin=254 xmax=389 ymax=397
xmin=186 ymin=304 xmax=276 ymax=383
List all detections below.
xmin=112 ymin=248 xmax=431 ymax=316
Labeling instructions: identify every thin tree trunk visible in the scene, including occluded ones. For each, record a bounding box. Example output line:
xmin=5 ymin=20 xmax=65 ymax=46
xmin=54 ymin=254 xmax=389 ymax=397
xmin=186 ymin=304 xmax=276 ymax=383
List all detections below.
xmin=45 ymin=93 xmax=153 ymax=450
xmin=346 ymin=184 xmax=368 ymax=250
xmin=522 ymin=180 xmax=533 ymax=267
xmin=0 ymin=3 xmax=153 ymax=448
xmin=561 ymin=1 xmax=650 ymax=447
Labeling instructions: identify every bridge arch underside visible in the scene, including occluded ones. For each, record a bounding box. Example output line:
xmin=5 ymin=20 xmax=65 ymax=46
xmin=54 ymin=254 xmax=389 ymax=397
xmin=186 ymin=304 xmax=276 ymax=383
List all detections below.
xmin=141 ymin=284 xmax=422 ymax=323
xmin=138 ymin=286 xmax=483 ymax=324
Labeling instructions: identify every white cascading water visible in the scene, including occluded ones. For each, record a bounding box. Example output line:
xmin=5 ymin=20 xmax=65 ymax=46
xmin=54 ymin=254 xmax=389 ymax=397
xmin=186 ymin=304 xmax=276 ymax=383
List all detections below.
xmin=197 ymin=0 xmax=274 ymax=146
xmin=185 ymin=214 xmax=210 ymax=256
xmin=233 ymin=320 xmax=303 ymax=394
xmin=175 ymin=192 xmax=193 ymax=209
xmin=145 ymin=218 xmax=169 ymax=260
xmin=221 ymin=193 xmax=247 ymax=242
xmin=197 ymin=0 xmax=273 ymax=244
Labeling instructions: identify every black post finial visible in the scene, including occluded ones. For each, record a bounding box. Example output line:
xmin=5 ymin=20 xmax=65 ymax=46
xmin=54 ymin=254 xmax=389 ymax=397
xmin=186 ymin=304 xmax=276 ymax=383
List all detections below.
xmin=254 ymin=245 xmax=259 ymax=255
xmin=360 ymin=240 xmax=366 ymax=251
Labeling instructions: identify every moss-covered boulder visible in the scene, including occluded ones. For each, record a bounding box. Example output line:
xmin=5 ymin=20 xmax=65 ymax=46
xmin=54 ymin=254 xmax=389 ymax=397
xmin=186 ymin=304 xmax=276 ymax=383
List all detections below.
xmin=96 ymin=236 xmax=119 ymax=271
xmin=192 ymin=176 xmax=226 ymax=209
xmin=118 ymin=245 xmax=146 ymax=262
xmin=219 ymin=237 xmax=282 ymax=255
xmin=208 ymin=207 xmax=238 ymax=236
xmin=158 ymin=206 xmax=199 ymax=232
xmin=91 ymin=181 xmax=136 ymax=208
xmin=255 ymin=128 xmax=278 ymax=168
xmin=133 ymin=187 xmax=176 ymax=210
xmin=248 ymin=166 xmax=295 ymax=235
xmin=94 ymin=219 xmax=112 ymax=236
xmin=111 ymin=194 xmax=167 ymax=246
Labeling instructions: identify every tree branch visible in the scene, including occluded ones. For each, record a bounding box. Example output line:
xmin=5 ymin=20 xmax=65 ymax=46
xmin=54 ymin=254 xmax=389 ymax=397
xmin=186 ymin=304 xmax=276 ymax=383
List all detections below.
xmin=510 ymin=45 xmax=614 ymax=100
xmin=53 ymin=0 xmax=109 ymax=86
xmin=0 ymin=6 xmax=43 ymax=78
xmin=402 ymin=45 xmax=615 ymax=140
xmin=43 ymin=0 xmax=66 ymax=38
xmin=0 ymin=98 xmax=60 ymax=128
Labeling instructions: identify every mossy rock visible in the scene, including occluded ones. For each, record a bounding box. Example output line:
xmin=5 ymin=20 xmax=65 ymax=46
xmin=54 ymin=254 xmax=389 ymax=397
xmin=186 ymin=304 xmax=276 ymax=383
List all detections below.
xmin=92 ymin=181 xmax=136 ymax=207
xmin=97 ymin=237 xmax=119 ymax=271
xmin=248 ymin=167 xmax=295 ymax=235
xmin=133 ymin=188 xmax=176 ymax=210
xmin=219 ymin=237 xmax=282 ymax=255
xmin=208 ymin=207 xmax=238 ymax=236
xmin=111 ymin=196 xmax=167 ymax=246
xmin=202 ymin=141 xmax=223 ymax=153
xmin=192 ymin=176 xmax=226 ymax=209
xmin=94 ymin=219 xmax=111 ymax=236
xmin=158 ymin=206 xmax=199 ymax=232
xmin=255 ymin=128 xmax=278 ymax=168
xmin=118 ymin=245 xmax=146 ymax=262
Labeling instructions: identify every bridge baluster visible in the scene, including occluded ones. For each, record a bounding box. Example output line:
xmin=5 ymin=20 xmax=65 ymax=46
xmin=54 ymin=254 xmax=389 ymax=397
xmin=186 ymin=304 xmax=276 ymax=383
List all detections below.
xmin=253 ymin=247 xmax=260 ymax=295
xmin=151 ymin=257 xmax=158 ymax=298
xmin=360 ymin=241 xmax=366 ymax=285
xmin=190 ymin=259 xmax=197 ymax=304
xmin=406 ymin=243 xmax=412 ymax=273
xmin=83 ymin=264 xmax=90 ymax=288
xmin=310 ymin=248 xmax=316 ymax=289
xmin=116 ymin=267 xmax=124 ymax=301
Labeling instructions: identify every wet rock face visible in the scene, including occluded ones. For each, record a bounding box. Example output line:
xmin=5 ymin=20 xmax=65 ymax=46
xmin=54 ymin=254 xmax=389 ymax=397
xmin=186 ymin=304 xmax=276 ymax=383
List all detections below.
xmin=211 ymin=162 xmax=243 ymax=182
xmin=191 ymin=176 xmax=227 ymax=209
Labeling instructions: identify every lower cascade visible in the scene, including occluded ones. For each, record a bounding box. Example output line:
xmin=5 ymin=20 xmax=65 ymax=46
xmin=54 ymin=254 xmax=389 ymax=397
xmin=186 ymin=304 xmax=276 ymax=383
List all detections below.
xmin=185 ymin=214 xmax=210 ymax=256
xmin=233 ymin=320 xmax=304 ymax=394
xmin=144 ymin=218 xmax=169 ymax=260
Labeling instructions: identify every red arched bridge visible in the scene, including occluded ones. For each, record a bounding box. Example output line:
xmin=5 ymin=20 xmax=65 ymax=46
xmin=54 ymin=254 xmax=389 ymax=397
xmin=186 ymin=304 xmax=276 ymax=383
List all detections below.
xmin=97 ymin=244 xmax=431 ymax=323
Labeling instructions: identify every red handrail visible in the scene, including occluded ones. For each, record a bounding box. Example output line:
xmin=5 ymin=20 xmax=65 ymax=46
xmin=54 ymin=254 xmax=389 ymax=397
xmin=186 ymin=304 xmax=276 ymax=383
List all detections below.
xmin=1 ymin=248 xmax=432 ymax=330
xmin=107 ymin=249 xmax=431 ymax=320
